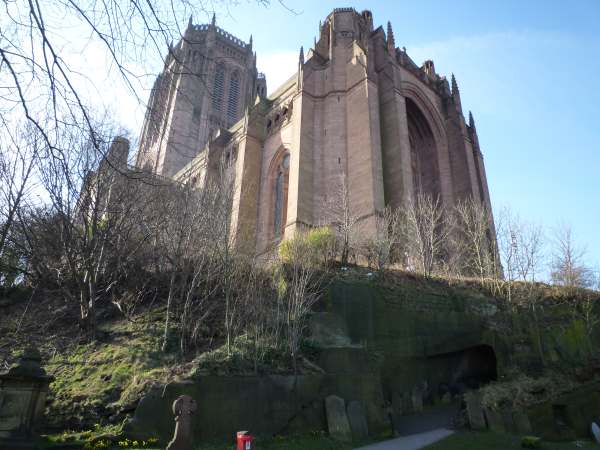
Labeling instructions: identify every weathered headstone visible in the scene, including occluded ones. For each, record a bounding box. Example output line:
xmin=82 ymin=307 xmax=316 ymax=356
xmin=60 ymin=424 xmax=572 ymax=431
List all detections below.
xmin=591 ymin=422 xmax=600 ymax=444
xmin=402 ymin=391 xmax=412 ymax=414
xmin=484 ymin=408 xmax=505 ymax=433
xmin=166 ymin=395 xmax=197 ymax=450
xmin=513 ymin=409 xmax=533 ymax=434
xmin=0 ymin=347 xmax=54 ymax=450
xmin=346 ymin=400 xmax=369 ymax=441
xmin=325 ymin=395 xmax=352 ymax=442
xmin=502 ymin=408 xmax=516 ymax=433
xmin=464 ymin=392 xmax=486 ymax=430
xmin=411 ymin=386 xmax=423 ymax=413
xmin=391 ymin=392 xmax=404 ymax=416
xmin=441 ymin=392 xmax=452 ymax=404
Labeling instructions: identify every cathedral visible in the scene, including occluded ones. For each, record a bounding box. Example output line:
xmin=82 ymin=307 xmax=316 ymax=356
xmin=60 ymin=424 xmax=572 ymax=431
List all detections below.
xmin=135 ymin=8 xmax=494 ymax=255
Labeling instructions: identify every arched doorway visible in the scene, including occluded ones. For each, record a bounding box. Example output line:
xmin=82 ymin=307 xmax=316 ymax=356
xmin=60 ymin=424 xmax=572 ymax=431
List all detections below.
xmin=406 ymin=98 xmax=441 ymax=200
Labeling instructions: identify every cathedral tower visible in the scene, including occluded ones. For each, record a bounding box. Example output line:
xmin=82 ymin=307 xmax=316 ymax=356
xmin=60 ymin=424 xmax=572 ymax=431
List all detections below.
xmin=136 ymin=16 xmax=265 ymax=177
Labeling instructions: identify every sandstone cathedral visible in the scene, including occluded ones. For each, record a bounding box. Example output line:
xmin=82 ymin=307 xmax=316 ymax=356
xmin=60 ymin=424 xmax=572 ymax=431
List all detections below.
xmin=134 ymin=8 xmax=494 ymax=256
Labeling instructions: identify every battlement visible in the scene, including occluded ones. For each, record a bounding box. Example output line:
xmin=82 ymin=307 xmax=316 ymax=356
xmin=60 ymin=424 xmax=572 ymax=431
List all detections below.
xmin=333 ymin=7 xmax=355 ymax=13
xmin=190 ymin=23 xmax=248 ymax=48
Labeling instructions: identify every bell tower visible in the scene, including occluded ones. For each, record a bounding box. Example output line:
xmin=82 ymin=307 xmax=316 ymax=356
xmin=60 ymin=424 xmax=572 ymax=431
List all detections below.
xmin=136 ymin=16 xmax=263 ymax=177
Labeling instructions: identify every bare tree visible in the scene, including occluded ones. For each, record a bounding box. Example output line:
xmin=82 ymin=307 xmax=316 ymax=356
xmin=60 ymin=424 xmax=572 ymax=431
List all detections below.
xmin=325 ymin=175 xmax=361 ymax=266
xmin=550 ymin=224 xmax=593 ymax=289
xmin=360 ymin=206 xmax=402 ymax=274
xmin=278 ymin=233 xmax=325 ymax=377
xmin=453 ymin=198 xmax=496 ymax=282
xmin=12 ymin=121 xmax=158 ymax=339
xmin=0 ymin=123 xmax=40 ymax=262
xmin=515 ymin=220 xmax=544 ymax=284
xmin=402 ymin=193 xmax=450 ymax=278
xmin=495 ymin=207 xmax=546 ymax=302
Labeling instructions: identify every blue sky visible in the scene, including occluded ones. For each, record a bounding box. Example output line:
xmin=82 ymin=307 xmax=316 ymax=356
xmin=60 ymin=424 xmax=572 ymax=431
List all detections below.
xmin=97 ymin=0 xmax=599 ymax=273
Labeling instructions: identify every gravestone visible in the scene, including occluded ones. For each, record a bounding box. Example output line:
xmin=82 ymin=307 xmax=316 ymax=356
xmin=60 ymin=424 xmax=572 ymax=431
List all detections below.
xmin=502 ymin=408 xmax=516 ymax=433
xmin=464 ymin=392 xmax=486 ymax=430
xmin=402 ymin=392 xmax=412 ymax=414
xmin=346 ymin=400 xmax=369 ymax=441
xmin=325 ymin=395 xmax=352 ymax=442
xmin=0 ymin=347 xmax=54 ymax=450
xmin=166 ymin=395 xmax=197 ymax=450
xmin=411 ymin=386 xmax=423 ymax=413
xmin=513 ymin=409 xmax=533 ymax=434
xmin=484 ymin=408 xmax=505 ymax=433
xmin=392 ymin=391 xmax=404 ymax=416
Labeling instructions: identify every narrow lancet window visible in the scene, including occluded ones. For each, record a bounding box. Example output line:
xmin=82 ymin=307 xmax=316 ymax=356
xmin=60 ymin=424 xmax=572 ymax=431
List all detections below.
xmin=273 ymin=153 xmax=290 ymax=237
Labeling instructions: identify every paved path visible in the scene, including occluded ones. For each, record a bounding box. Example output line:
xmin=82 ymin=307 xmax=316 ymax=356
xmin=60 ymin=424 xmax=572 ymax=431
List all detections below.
xmin=354 ymin=428 xmax=455 ymax=450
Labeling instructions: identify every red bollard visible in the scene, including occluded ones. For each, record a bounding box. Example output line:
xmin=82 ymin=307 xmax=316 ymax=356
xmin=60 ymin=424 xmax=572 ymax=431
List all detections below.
xmin=237 ymin=431 xmax=254 ymax=450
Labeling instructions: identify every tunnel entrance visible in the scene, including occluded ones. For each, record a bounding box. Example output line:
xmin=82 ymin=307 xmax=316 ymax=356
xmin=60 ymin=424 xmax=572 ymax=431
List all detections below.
xmin=427 ymin=344 xmax=498 ymax=396
xmin=385 ymin=344 xmax=499 ymax=434
xmin=389 ymin=345 xmax=498 ymax=435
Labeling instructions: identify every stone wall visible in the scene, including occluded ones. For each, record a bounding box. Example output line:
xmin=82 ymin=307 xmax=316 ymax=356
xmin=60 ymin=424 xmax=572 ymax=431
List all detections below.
xmin=124 ymin=373 xmax=387 ymax=443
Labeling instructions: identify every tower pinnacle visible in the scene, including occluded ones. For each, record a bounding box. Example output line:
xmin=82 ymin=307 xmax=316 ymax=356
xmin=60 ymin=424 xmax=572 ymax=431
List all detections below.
xmin=211 ymin=13 xmax=216 ymax=26
xmin=469 ymin=111 xmax=476 ymax=130
xmin=387 ymin=21 xmax=395 ymax=53
xmin=299 ymin=46 xmax=304 ymax=65
xmin=451 ymin=73 xmax=459 ymax=94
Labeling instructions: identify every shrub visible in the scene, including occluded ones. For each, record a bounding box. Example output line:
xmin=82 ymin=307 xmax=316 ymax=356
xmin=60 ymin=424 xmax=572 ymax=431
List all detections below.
xmin=521 ymin=436 xmax=542 ymax=449
xmin=279 ymin=227 xmax=335 ymax=267
xmin=306 ymin=227 xmax=336 ymax=266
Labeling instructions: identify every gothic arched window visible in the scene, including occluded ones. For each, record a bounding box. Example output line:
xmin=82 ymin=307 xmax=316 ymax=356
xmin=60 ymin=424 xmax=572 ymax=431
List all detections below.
xmin=227 ymin=71 xmax=240 ymax=124
xmin=273 ymin=153 xmax=290 ymax=237
xmin=212 ymin=63 xmax=225 ymax=112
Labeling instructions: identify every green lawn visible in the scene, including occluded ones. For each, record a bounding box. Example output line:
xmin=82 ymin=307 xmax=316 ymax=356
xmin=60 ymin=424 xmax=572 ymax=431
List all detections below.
xmin=195 ymin=432 xmax=379 ymax=450
xmin=44 ymin=431 xmax=596 ymax=450
xmin=424 ymin=431 xmax=594 ymax=450
xmin=43 ymin=431 xmax=385 ymax=450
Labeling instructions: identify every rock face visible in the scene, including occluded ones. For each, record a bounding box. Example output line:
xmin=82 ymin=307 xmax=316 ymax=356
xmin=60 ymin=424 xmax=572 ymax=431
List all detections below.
xmin=346 ymin=400 xmax=369 ymax=441
xmin=464 ymin=392 xmax=486 ymax=430
xmin=166 ymin=395 xmax=197 ymax=450
xmin=124 ymin=375 xmax=386 ymax=443
xmin=325 ymin=395 xmax=352 ymax=442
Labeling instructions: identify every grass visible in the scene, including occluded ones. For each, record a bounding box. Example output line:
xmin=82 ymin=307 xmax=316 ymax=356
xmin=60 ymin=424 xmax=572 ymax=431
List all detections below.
xmin=44 ymin=431 xmax=597 ymax=450
xmin=44 ymin=317 xmax=179 ymax=428
xmin=423 ymin=431 xmax=594 ymax=449
xmin=43 ymin=430 xmax=385 ymax=450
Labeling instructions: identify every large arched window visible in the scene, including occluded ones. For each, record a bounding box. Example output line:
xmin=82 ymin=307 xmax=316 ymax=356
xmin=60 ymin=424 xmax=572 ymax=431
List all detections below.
xmin=227 ymin=71 xmax=240 ymax=124
xmin=273 ymin=153 xmax=290 ymax=237
xmin=212 ymin=63 xmax=225 ymax=112
xmin=406 ymin=98 xmax=441 ymax=199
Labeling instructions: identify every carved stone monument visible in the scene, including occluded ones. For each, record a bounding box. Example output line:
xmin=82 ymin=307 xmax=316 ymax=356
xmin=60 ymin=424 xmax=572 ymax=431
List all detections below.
xmin=166 ymin=395 xmax=197 ymax=450
xmin=0 ymin=347 xmax=54 ymax=450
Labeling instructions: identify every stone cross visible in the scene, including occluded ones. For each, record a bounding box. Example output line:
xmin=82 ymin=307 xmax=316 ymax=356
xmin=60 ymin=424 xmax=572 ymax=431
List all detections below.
xmin=166 ymin=395 xmax=197 ymax=450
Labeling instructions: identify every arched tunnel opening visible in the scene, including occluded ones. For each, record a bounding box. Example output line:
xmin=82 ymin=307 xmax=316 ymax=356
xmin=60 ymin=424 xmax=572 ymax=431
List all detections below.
xmin=428 ymin=344 xmax=498 ymax=397
xmin=386 ymin=345 xmax=498 ymax=434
